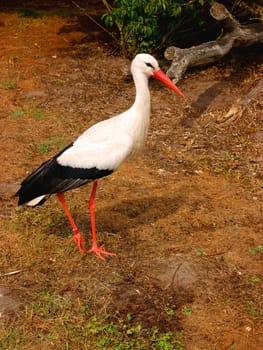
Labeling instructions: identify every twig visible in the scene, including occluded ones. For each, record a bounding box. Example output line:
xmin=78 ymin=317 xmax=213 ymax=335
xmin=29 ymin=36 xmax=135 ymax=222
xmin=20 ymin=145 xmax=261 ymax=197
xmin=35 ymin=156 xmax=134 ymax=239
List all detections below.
xmin=70 ymin=0 xmax=117 ymax=42
xmin=0 ymin=270 xmax=23 ymax=277
xmin=164 ymin=262 xmax=183 ymax=290
xmin=101 ymin=0 xmax=112 ymax=13
xmin=217 ymin=78 xmax=263 ymax=124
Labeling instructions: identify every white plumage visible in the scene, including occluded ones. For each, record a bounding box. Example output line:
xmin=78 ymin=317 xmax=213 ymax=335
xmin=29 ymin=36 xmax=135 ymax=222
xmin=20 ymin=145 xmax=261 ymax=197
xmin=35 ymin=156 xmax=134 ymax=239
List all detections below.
xmin=15 ymin=53 xmax=185 ymax=259
xmin=57 ymin=54 xmax=155 ymax=170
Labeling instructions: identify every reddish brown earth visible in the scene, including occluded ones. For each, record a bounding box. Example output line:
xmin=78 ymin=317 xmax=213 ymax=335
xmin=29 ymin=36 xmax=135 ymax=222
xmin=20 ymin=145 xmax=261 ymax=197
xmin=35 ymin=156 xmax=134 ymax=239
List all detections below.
xmin=0 ymin=3 xmax=262 ymax=350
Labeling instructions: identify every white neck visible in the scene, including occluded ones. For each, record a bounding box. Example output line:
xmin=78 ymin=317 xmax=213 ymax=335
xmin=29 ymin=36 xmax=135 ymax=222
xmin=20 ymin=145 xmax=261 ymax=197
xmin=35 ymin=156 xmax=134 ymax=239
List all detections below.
xmin=133 ymin=71 xmax=151 ymax=111
xmin=126 ymin=69 xmax=151 ymax=154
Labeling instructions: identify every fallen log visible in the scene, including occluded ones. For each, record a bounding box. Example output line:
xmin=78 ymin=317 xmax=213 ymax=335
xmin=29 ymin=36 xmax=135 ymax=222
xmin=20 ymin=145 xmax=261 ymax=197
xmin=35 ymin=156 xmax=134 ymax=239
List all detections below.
xmin=165 ymin=2 xmax=263 ymax=83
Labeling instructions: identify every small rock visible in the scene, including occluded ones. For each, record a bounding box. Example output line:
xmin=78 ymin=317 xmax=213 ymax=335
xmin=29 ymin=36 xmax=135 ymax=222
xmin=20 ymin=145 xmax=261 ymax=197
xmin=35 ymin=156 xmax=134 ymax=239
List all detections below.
xmin=154 ymin=257 xmax=199 ymax=289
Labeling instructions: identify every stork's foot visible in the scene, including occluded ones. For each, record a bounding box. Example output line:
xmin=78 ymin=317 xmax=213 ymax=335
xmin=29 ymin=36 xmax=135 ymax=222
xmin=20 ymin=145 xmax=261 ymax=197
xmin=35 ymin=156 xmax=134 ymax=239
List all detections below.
xmin=69 ymin=230 xmax=86 ymax=254
xmin=88 ymin=244 xmax=116 ymax=261
xmin=69 ymin=230 xmax=116 ymax=260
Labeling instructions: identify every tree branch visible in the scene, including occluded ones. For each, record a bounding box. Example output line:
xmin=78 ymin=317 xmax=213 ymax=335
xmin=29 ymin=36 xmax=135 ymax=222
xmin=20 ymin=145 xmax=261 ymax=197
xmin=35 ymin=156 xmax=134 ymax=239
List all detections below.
xmin=165 ymin=2 xmax=263 ymax=83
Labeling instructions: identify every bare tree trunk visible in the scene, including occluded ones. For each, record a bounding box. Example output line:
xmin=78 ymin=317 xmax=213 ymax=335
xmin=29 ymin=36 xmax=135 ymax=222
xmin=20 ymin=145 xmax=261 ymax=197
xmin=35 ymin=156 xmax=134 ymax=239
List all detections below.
xmin=165 ymin=2 xmax=263 ymax=83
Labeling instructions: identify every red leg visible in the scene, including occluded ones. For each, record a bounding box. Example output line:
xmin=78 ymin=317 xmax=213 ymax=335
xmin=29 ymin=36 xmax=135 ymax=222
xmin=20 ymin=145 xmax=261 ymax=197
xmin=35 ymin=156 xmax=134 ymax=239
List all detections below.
xmin=87 ymin=181 xmax=116 ymax=260
xmin=56 ymin=193 xmax=86 ymax=254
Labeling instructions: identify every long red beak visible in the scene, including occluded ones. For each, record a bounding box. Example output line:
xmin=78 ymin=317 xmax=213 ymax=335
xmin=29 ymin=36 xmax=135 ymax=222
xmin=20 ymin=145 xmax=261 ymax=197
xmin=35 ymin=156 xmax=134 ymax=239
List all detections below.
xmin=153 ymin=69 xmax=185 ymax=98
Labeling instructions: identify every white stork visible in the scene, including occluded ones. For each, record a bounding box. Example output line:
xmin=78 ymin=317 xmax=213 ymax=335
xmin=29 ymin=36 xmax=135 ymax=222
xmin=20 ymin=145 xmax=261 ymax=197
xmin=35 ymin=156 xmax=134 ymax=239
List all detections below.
xmin=15 ymin=53 xmax=185 ymax=260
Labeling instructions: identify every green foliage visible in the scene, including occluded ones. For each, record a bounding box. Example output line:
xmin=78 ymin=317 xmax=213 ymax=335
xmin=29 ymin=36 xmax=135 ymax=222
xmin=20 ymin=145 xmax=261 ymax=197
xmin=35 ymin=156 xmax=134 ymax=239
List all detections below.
xmin=249 ymin=245 xmax=263 ymax=256
xmin=102 ymin=0 xmax=212 ymax=56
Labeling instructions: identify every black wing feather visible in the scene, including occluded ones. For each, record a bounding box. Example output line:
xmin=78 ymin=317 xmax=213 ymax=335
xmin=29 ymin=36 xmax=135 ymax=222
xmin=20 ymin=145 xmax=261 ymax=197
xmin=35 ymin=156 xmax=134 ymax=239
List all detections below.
xmin=15 ymin=143 xmax=113 ymax=205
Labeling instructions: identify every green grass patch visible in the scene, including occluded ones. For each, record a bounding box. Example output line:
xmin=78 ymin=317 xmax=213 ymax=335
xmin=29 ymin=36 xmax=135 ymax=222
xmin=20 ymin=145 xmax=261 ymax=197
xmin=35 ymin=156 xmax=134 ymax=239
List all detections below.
xmin=245 ymin=301 xmax=263 ymax=320
xmin=39 ymin=136 xmax=65 ymax=154
xmin=9 ymin=104 xmax=47 ymax=119
xmin=51 ymin=78 xmax=65 ymax=86
xmin=72 ymin=314 xmax=185 ymax=349
xmin=182 ymin=306 xmax=192 ymax=316
xmin=196 ymin=248 xmax=207 ymax=256
xmin=27 ymin=104 xmax=47 ymax=118
xmin=10 ymin=110 xmax=26 ymax=119
xmin=0 ymin=292 xmax=185 ymax=349
xmin=16 ymin=7 xmax=46 ymax=18
xmin=1 ymin=79 xmax=17 ymax=90
xmin=250 ymin=276 xmax=261 ymax=285
xmin=249 ymin=245 xmax=263 ymax=256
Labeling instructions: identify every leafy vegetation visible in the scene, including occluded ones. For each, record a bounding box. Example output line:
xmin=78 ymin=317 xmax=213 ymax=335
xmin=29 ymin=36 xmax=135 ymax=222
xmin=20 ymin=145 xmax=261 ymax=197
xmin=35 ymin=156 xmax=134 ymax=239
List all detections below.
xmin=102 ymin=0 xmax=212 ymax=56
xmin=85 ymin=317 xmax=185 ymax=349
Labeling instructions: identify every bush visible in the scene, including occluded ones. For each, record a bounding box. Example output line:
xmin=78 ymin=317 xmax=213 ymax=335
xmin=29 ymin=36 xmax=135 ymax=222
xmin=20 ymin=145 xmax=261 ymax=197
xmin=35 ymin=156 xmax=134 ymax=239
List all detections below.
xmin=102 ymin=0 xmax=212 ymax=56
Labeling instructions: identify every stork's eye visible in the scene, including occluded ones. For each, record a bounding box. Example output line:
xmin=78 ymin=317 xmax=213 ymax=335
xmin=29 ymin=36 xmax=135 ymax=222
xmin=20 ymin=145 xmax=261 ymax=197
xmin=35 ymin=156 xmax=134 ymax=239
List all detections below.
xmin=146 ymin=62 xmax=154 ymax=69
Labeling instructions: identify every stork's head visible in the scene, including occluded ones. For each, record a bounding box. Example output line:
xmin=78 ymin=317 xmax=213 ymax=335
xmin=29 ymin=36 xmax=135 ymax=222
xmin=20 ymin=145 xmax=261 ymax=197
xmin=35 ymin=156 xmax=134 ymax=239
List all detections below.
xmin=131 ymin=53 xmax=159 ymax=77
xmin=131 ymin=53 xmax=185 ymax=98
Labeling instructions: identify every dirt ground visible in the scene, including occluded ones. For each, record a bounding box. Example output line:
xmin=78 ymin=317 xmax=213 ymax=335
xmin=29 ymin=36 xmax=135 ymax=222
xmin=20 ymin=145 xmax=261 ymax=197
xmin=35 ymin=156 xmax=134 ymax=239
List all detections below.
xmin=0 ymin=2 xmax=262 ymax=350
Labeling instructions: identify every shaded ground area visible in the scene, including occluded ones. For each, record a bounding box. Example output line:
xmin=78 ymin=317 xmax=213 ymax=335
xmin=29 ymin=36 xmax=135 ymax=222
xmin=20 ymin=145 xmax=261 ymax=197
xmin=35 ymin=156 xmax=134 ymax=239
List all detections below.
xmin=0 ymin=3 xmax=262 ymax=350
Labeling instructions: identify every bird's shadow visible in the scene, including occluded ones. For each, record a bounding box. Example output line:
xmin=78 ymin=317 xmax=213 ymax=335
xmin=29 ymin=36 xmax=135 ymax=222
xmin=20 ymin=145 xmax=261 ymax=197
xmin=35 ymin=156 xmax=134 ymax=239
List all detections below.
xmin=47 ymin=192 xmax=185 ymax=240
xmin=190 ymin=81 xmax=224 ymax=114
